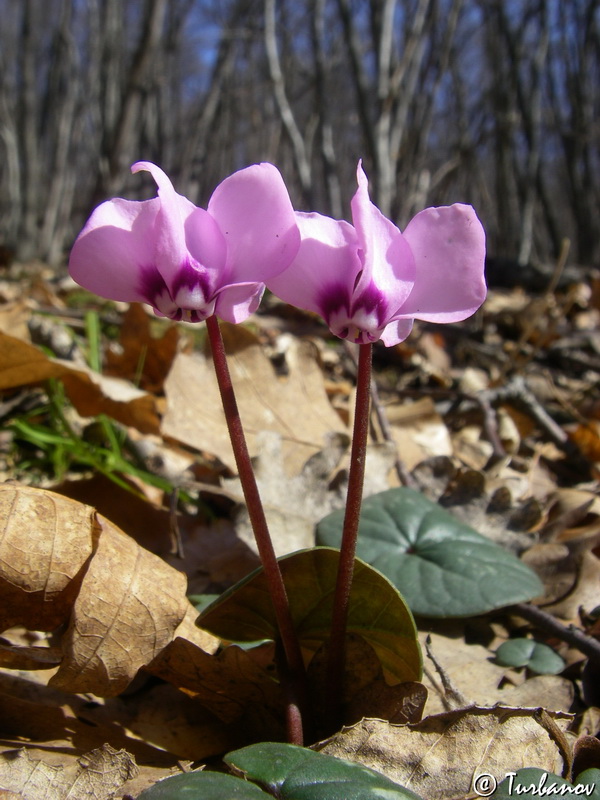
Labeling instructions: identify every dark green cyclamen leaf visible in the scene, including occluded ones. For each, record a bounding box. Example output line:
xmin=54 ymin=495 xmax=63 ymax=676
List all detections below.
xmin=226 ymin=742 xmax=424 ymax=800
xmin=198 ymin=547 xmax=421 ymax=684
xmin=575 ymin=770 xmax=600 ymax=799
xmin=316 ymin=488 xmax=544 ymax=618
xmin=494 ymin=638 xmax=565 ymax=674
xmin=491 ymin=767 xmax=600 ymax=799
xmin=136 ymin=770 xmax=269 ymax=798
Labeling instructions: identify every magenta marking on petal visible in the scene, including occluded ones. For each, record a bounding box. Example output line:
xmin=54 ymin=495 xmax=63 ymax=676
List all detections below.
xmin=350 ymin=281 xmax=389 ymax=327
xmin=319 ymin=279 xmax=390 ymax=343
xmin=171 ymin=256 xmax=212 ymax=302
xmin=138 ymin=260 xmax=215 ymax=322
xmin=139 ymin=264 xmax=170 ymax=305
xmin=319 ymin=282 xmax=351 ymax=322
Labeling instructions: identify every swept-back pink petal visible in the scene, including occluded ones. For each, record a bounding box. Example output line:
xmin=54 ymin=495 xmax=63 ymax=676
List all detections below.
xmin=69 ymin=197 xmax=159 ymax=302
xmin=267 ymin=212 xmax=359 ymax=315
xmin=215 ymin=281 xmax=265 ymax=324
xmin=132 ymin=161 xmax=199 ymax=287
xmin=398 ymin=204 xmax=487 ymax=321
xmin=380 ymin=318 xmax=414 ymax=347
xmin=208 ymin=163 xmax=300 ymax=282
xmin=350 ymin=162 xmax=414 ymax=310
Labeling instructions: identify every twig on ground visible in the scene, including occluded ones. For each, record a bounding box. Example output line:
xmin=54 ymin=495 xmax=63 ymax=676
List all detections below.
xmin=424 ymin=634 xmax=470 ymax=710
xmin=511 ymin=602 xmax=600 ymax=668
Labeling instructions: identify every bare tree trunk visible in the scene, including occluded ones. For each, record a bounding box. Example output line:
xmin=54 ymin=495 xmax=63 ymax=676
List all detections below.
xmin=98 ymin=0 xmax=169 ymax=198
xmin=264 ymin=0 xmax=313 ymax=204
xmin=310 ymin=0 xmax=342 ymax=218
xmin=335 ymin=0 xmax=377 ymax=172
xmin=38 ymin=0 xmax=80 ymax=262
xmin=179 ymin=1 xmax=248 ymax=200
xmin=18 ymin=0 xmax=41 ymax=259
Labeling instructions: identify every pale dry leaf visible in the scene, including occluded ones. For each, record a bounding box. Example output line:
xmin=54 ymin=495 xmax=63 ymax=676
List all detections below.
xmin=0 ymin=745 xmax=137 ymax=800
xmin=411 ymin=457 xmax=542 ymax=553
xmin=549 ymin=489 xmax=600 ymax=551
xmin=162 ymin=324 xmax=346 ymax=476
xmin=384 ymin=397 xmax=454 ymax=472
xmin=224 ymin=430 xmax=347 ymax=557
xmin=521 ymin=543 xmax=577 ymax=604
xmin=0 ymin=332 xmax=159 ymax=433
xmin=499 ymin=675 xmax=574 ymax=712
xmin=420 ymin=632 xmax=573 ymax=716
xmin=543 ymin=550 xmax=600 ymax=622
xmin=419 ymin=632 xmax=507 ymax=715
xmin=452 ymin=425 xmax=495 ymax=470
xmin=224 ymin=431 xmax=398 ymax=558
xmin=0 ymin=301 xmax=31 ymax=342
xmin=318 ymin=707 xmax=573 ymax=800
xmin=49 ymin=516 xmax=195 ymax=696
xmin=0 ymin=485 xmax=96 ymax=632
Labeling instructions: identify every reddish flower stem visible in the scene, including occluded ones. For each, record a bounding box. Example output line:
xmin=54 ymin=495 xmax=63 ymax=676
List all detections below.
xmin=326 ymin=342 xmax=372 ymax=727
xmin=205 ymin=315 xmax=306 ymax=745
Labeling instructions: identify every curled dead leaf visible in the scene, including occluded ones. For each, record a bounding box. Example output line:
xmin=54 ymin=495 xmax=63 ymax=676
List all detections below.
xmin=0 ymin=485 xmax=96 ymax=632
xmin=0 ymin=485 xmax=219 ymax=697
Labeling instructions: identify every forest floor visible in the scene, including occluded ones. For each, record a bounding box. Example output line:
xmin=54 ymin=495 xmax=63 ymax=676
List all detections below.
xmin=0 ymin=258 xmax=599 ymax=799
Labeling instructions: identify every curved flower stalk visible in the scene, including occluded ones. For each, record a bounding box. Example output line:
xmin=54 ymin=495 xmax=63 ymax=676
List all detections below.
xmin=268 ymin=161 xmax=487 ymax=729
xmin=267 ymin=160 xmax=486 ymax=345
xmin=69 ymin=161 xmax=300 ymax=324
xmin=70 ymin=163 xmax=307 ymax=744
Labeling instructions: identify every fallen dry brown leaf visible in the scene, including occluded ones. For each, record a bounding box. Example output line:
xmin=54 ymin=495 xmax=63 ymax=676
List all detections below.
xmin=420 ymin=631 xmax=574 ymax=716
xmin=0 ymin=745 xmax=137 ymax=800
xmin=319 ymin=707 xmax=573 ymax=800
xmin=0 ymin=332 xmax=160 ymax=433
xmin=104 ymin=303 xmax=180 ymax=394
xmin=0 ymin=484 xmax=219 ymax=698
xmin=162 ymin=322 xmax=347 ymax=475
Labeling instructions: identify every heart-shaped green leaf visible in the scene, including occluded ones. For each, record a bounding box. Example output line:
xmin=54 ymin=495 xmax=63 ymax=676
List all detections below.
xmin=316 ymin=488 xmax=544 ymax=618
xmin=198 ymin=547 xmax=421 ymax=684
xmin=494 ymin=638 xmax=565 ymax=674
xmin=137 ymin=770 xmax=269 ymax=798
xmin=138 ymin=743 xmax=424 ymax=799
xmin=226 ymin=742 xmax=424 ymax=799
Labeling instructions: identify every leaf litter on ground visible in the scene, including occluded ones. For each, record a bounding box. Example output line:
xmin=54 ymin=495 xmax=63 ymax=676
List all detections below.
xmin=0 ymin=262 xmax=599 ymax=798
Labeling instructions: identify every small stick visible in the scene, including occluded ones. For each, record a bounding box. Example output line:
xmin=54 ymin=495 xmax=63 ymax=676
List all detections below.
xmin=511 ymin=602 xmax=600 ymax=668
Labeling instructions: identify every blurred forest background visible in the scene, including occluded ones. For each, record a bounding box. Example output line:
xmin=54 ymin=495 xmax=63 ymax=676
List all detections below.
xmin=0 ymin=0 xmax=598 ymax=271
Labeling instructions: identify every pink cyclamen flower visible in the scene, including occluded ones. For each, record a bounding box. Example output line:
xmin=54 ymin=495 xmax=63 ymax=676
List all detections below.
xmin=267 ymin=161 xmax=486 ymax=346
xmin=69 ymin=161 xmax=300 ymax=324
